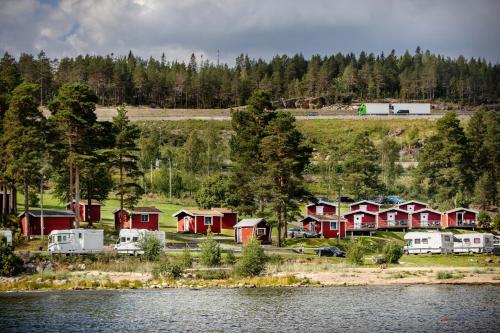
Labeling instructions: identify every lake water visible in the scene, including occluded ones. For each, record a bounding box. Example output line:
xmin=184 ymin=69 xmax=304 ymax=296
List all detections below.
xmin=1 ymin=285 xmax=499 ymax=332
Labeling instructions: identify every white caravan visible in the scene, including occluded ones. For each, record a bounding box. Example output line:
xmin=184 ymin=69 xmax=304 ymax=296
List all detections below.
xmin=0 ymin=229 xmax=13 ymax=245
xmin=494 ymin=236 xmax=500 ymax=248
xmin=48 ymin=229 xmax=103 ymax=254
xmin=392 ymin=103 xmax=431 ymax=115
xmin=404 ymin=231 xmax=454 ymax=254
xmin=114 ymin=229 xmax=166 ymax=255
xmin=453 ymin=233 xmax=494 ymax=253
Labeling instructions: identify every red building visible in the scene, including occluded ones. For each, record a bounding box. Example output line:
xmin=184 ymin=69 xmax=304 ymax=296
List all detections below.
xmin=349 ymin=200 xmax=381 ymax=213
xmin=234 ymin=218 xmax=271 ymax=244
xmin=66 ymin=200 xmax=103 ymax=223
xmin=409 ymin=208 xmax=442 ymax=228
xmin=18 ymin=210 xmax=75 ymax=237
xmin=377 ymin=208 xmax=409 ymax=229
xmin=397 ymin=200 xmax=428 ymax=214
xmin=301 ymin=214 xmax=346 ymax=238
xmin=306 ymin=200 xmax=338 ymax=216
xmin=441 ymin=208 xmax=478 ymax=228
xmin=343 ymin=209 xmax=378 ymax=232
xmin=173 ymin=209 xmax=225 ymax=234
xmin=210 ymin=208 xmax=238 ymax=229
xmin=113 ymin=207 xmax=163 ymax=231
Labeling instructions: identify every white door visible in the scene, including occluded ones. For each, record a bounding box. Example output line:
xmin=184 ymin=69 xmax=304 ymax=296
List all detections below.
xmin=388 ymin=212 xmax=396 ymax=227
xmin=237 ymin=227 xmax=242 ymax=243
xmin=183 ymin=217 xmax=190 ymax=231
xmin=421 ymin=213 xmax=428 ymax=227
xmin=316 ymin=206 xmax=324 ymax=215
xmin=354 ymin=215 xmax=363 ymax=229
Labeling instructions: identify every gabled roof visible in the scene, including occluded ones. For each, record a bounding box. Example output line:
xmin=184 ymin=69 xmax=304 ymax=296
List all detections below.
xmin=301 ymin=214 xmax=345 ymax=222
xmin=18 ymin=210 xmax=75 ymax=218
xmin=379 ymin=207 xmax=409 ymax=214
xmin=412 ymin=208 xmax=442 ymax=215
xmin=113 ymin=207 xmax=163 ymax=214
xmin=397 ymin=200 xmax=428 ymax=207
xmin=349 ymin=200 xmax=381 ymax=207
xmin=211 ymin=207 xmax=235 ymax=214
xmin=171 ymin=209 xmax=224 ymax=217
xmin=444 ymin=207 xmax=478 ymax=214
xmin=234 ymin=218 xmax=266 ymax=228
xmin=66 ymin=200 xmax=103 ymax=206
xmin=306 ymin=200 xmax=337 ymax=208
xmin=343 ymin=209 xmax=378 ymax=216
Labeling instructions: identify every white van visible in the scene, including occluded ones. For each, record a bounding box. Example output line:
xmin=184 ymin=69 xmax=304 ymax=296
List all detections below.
xmin=0 ymin=229 xmax=13 ymax=245
xmin=114 ymin=229 xmax=166 ymax=255
xmin=404 ymin=231 xmax=454 ymax=254
xmin=453 ymin=233 xmax=494 ymax=253
xmin=48 ymin=229 xmax=104 ymax=254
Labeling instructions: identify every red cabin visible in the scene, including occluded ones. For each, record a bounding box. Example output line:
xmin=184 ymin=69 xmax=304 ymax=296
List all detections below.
xmin=113 ymin=207 xmax=163 ymax=231
xmin=66 ymin=200 xmax=103 ymax=223
xmin=377 ymin=208 xmax=409 ymax=229
xmin=343 ymin=209 xmax=378 ymax=232
xmin=349 ymin=200 xmax=381 ymax=213
xmin=234 ymin=218 xmax=271 ymax=244
xmin=409 ymin=208 xmax=442 ymax=228
xmin=441 ymin=208 xmax=478 ymax=228
xmin=173 ymin=209 xmax=224 ymax=234
xmin=18 ymin=210 xmax=75 ymax=237
xmin=306 ymin=200 xmax=338 ymax=216
xmin=397 ymin=200 xmax=428 ymax=214
xmin=210 ymin=208 xmax=238 ymax=229
xmin=301 ymin=214 xmax=346 ymax=238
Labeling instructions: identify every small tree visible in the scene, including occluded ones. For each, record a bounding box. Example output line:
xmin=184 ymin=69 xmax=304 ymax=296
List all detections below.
xmin=224 ymin=251 xmax=237 ymax=266
xmin=180 ymin=247 xmax=193 ymax=268
xmin=139 ymin=235 xmax=162 ymax=261
xmin=492 ymin=214 xmax=500 ymax=232
xmin=235 ymin=239 xmax=267 ymax=277
xmin=382 ymin=242 xmax=404 ymax=264
xmin=199 ymin=233 xmax=221 ymax=267
xmin=346 ymin=238 xmax=365 ymax=265
xmin=0 ymin=236 xmax=23 ymax=276
xmin=477 ymin=211 xmax=492 ymax=229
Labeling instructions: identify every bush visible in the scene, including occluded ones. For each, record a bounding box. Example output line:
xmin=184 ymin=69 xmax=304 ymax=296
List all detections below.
xmin=477 ymin=211 xmax=492 ymax=229
xmin=382 ymin=242 xmax=404 ymax=264
xmin=346 ymin=239 xmax=366 ymax=265
xmin=235 ymin=239 xmax=267 ymax=277
xmin=139 ymin=235 xmax=162 ymax=261
xmin=153 ymin=260 xmax=184 ymax=279
xmin=180 ymin=247 xmax=193 ymax=269
xmin=436 ymin=271 xmax=453 ymax=280
xmin=492 ymin=215 xmax=500 ymax=231
xmin=199 ymin=233 xmax=221 ymax=267
xmin=0 ymin=236 xmax=23 ymax=276
xmin=223 ymin=251 xmax=236 ymax=266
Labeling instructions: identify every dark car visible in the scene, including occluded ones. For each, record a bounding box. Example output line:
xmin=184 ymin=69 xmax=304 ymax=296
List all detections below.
xmin=316 ymin=246 xmax=346 ymax=257
xmin=335 ymin=196 xmax=355 ymax=203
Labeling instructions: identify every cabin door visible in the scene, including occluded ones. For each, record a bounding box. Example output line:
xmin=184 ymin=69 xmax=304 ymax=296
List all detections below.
xmin=421 ymin=213 xmax=428 ymax=227
xmin=354 ymin=215 xmax=363 ymax=229
xmin=388 ymin=212 xmax=396 ymax=227
xmin=237 ymin=228 xmax=242 ymax=243
xmin=183 ymin=217 xmax=190 ymax=232
xmin=457 ymin=212 xmax=464 ymax=226
xmin=310 ymin=222 xmax=316 ymax=233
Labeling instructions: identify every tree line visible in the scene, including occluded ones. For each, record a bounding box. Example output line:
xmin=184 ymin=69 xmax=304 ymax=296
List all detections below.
xmin=1 ymin=47 xmax=498 ymax=111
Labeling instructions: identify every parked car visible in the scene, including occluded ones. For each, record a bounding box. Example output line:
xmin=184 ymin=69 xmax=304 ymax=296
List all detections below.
xmin=335 ymin=196 xmax=355 ymax=203
xmin=383 ymin=196 xmax=405 ymax=205
xmin=288 ymin=227 xmax=319 ymax=238
xmin=316 ymin=246 xmax=346 ymax=257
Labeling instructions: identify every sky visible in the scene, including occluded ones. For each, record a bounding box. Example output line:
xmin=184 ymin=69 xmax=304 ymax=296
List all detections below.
xmin=1 ymin=0 xmax=499 ymax=65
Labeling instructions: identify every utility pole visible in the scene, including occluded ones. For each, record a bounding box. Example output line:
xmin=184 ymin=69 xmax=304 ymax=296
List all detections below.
xmin=217 ymin=49 xmax=220 ymax=67
xmin=169 ymin=157 xmax=172 ymax=201
xmin=40 ymin=175 xmax=44 ymax=240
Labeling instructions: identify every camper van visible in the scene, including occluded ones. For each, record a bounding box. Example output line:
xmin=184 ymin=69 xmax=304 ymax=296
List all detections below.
xmin=0 ymin=229 xmax=13 ymax=245
xmin=453 ymin=233 xmax=494 ymax=253
xmin=404 ymin=231 xmax=454 ymax=254
xmin=114 ymin=229 xmax=166 ymax=255
xmin=48 ymin=229 xmax=103 ymax=254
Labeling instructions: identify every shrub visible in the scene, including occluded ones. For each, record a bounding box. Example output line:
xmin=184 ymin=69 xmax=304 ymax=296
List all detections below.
xmin=199 ymin=233 xmax=221 ymax=267
xmin=153 ymin=260 xmax=184 ymax=279
xmin=436 ymin=271 xmax=453 ymax=279
xmin=0 ymin=236 xmax=23 ymax=276
xmin=346 ymin=239 xmax=366 ymax=265
xmin=382 ymin=242 xmax=404 ymax=264
xmin=223 ymin=251 xmax=236 ymax=266
xmin=492 ymin=214 xmax=500 ymax=231
xmin=139 ymin=235 xmax=162 ymax=261
xmin=235 ymin=239 xmax=267 ymax=277
xmin=477 ymin=211 xmax=491 ymax=229
xmin=180 ymin=247 xmax=193 ymax=268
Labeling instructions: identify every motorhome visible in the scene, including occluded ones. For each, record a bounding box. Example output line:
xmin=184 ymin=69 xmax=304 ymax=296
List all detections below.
xmin=453 ymin=233 xmax=494 ymax=253
xmin=0 ymin=229 xmax=13 ymax=245
xmin=403 ymin=231 xmax=454 ymax=254
xmin=48 ymin=229 xmax=103 ymax=254
xmin=114 ymin=229 xmax=166 ymax=255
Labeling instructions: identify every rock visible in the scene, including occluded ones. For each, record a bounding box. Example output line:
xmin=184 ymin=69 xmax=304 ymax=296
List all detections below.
xmin=67 ymin=264 xmax=74 ymax=271
xmin=44 ymin=262 xmax=53 ymax=272
xmin=54 ymin=279 xmax=68 ymax=286
xmin=77 ymin=264 xmax=86 ymax=270
xmin=485 ymin=257 xmax=493 ymax=263
xmin=35 ymin=278 xmax=43 ymax=283
xmin=372 ymin=255 xmax=386 ymax=265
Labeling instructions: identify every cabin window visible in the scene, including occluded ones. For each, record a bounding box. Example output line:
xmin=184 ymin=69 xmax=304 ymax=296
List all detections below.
xmin=330 ymin=222 xmax=338 ymax=230
xmin=316 ymin=206 xmax=324 ymax=215
xmin=360 ymin=205 xmax=367 ymax=211
xmin=422 ymin=238 xmax=428 ymax=244
xmin=444 ymin=236 xmax=451 ymax=242
xmin=414 ymin=239 xmax=421 ymax=244
xmin=141 ymin=214 xmax=149 ymax=222
xmin=132 ymin=237 xmax=138 ymax=242
xmin=204 ymin=216 xmax=213 ymax=225
xmin=256 ymin=228 xmax=266 ymax=236
xmin=474 ymin=238 xmax=480 ymax=244
xmin=463 ymin=238 xmax=470 ymax=243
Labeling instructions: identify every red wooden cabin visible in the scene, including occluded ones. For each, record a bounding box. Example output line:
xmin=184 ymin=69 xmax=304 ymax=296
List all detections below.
xmin=306 ymin=200 xmax=338 ymax=216
xmin=66 ymin=200 xmax=102 ymax=223
xmin=441 ymin=208 xmax=478 ymax=228
xmin=349 ymin=200 xmax=381 ymax=213
xmin=397 ymin=200 xmax=428 ymax=214
xmin=173 ymin=209 xmax=224 ymax=234
xmin=234 ymin=218 xmax=271 ymax=244
xmin=377 ymin=207 xmax=409 ymax=229
xmin=113 ymin=207 xmax=163 ymax=231
xmin=18 ymin=210 xmax=75 ymax=237
xmin=301 ymin=214 xmax=346 ymax=238
xmin=210 ymin=208 xmax=238 ymax=229
xmin=409 ymin=208 xmax=442 ymax=228
xmin=343 ymin=209 xmax=378 ymax=232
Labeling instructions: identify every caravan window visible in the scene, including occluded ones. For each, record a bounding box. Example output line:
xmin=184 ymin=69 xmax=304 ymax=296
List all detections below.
xmin=414 ymin=239 xmax=421 ymax=245
xmin=406 ymin=239 xmax=412 ymax=246
xmin=485 ymin=238 xmax=492 ymax=244
xmin=78 ymin=233 xmax=82 ymax=239
xmin=121 ymin=237 xmax=126 ymax=242
xmin=132 ymin=237 xmax=138 ymax=242
xmin=463 ymin=238 xmax=470 ymax=243
xmin=444 ymin=236 xmax=451 ymax=242
xmin=474 ymin=238 xmax=480 ymax=244
xmin=57 ymin=235 xmax=62 ymax=242
xmin=422 ymin=238 xmax=428 ymax=245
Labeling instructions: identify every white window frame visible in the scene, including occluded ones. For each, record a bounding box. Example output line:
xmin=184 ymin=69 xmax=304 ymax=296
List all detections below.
xmin=329 ymin=222 xmax=338 ymax=230
xmin=256 ymin=228 xmax=266 ymax=236
xmin=204 ymin=216 xmax=213 ymax=226
xmin=141 ymin=214 xmax=149 ymax=222
xmin=316 ymin=206 xmax=324 ymax=215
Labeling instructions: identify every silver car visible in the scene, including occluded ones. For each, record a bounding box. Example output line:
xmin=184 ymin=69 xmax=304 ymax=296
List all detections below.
xmin=287 ymin=227 xmax=319 ymax=238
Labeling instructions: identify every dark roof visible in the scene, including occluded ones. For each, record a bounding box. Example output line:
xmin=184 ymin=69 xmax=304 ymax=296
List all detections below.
xmin=18 ymin=210 xmax=75 ymax=218
xmin=113 ymin=207 xmax=163 ymax=214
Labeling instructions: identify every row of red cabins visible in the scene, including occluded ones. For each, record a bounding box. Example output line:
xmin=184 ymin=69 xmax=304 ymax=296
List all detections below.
xmin=301 ymin=200 xmax=479 ymax=239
